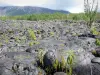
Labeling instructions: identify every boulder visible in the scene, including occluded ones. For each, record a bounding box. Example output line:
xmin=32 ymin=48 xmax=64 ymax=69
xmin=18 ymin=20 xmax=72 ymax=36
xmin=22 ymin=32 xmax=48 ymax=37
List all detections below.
xmin=92 ymin=47 xmax=100 ymax=57
xmin=91 ymin=57 xmax=100 ymax=75
xmin=3 ymin=52 xmax=37 ymax=65
xmin=43 ymin=50 xmax=56 ymax=67
xmin=73 ymin=52 xmax=94 ymax=75
xmin=91 ymin=57 xmax=100 ymax=64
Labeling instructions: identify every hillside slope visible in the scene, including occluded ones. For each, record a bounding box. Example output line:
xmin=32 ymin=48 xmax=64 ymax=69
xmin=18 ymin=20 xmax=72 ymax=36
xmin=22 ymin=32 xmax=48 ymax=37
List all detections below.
xmin=0 ymin=6 xmax=70 ymax=16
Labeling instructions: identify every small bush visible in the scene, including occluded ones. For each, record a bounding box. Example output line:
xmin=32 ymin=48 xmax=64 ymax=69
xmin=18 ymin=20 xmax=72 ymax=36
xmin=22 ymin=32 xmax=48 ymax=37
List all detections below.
xmin=91 ymin=27 xmax=99 ymax=35
xmin=37 ymin=49 xmax=45 ymax=66
xmin=49 ymin=32 xmax=55 ymax=36
xmin=52 ymin=50 xmax=75 ymax=75
xmin=0 ymin=42 xmax=2 ymax=47
xmin=29 ymin=41 xmax=40 ymax=46
xmin=72 ymin=15 xmax=79 ymax=21
xmin=84 ymin=0 xmax=98 ymax=28
xmin=66 ymin=50 xmax=75 ymax=75
xmin=95 ymin=39 xmax=100 ymax=46
xmin=91 ymin=50 xmax=97 ymax=55
xmin=53 ymin=59 xmax=59 ymax=71
xmin=28 ymin=29 xmax=36 ymax=40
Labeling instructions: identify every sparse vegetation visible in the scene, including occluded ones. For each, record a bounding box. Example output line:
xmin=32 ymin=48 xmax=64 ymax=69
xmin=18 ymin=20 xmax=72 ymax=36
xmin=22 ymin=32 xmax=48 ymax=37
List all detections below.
xmin=53 ymin=59 xmax=59 ymax=71
xmin=37 ymin=48 xmax=45 ymax=66
xmin=37 ymin=49 xmax=76 ymax=75
xmin=49 ymin=32 xmax=55 ymax=37
xmin=95 ymin=39 xmax=100 ymax=46
xmin=29 ymin=41 xmax=40 ymax=46
xmin=66 ymin=50 xmax=75 ymax=75
xmin=0 ymin=13 xmax=68 ymax=21
xmin=15 ymin=37 xmax=20 ymax=43
xmin=0 ymin=12 xmax=100 ymax=21
xmin=0 ymin=1 xmax=99 ymax=74
xmin=84 ymin=0 xmax=98 ymax=28
xmin=91 ymin=27 xmax=99 ymax=35
xmin=28 ymin=28 xmax=37 ymax=40
xmin=0 ymin=42 xmax=3 ymax=47
xmin=91 ymin=50 xmax=97 ymax=55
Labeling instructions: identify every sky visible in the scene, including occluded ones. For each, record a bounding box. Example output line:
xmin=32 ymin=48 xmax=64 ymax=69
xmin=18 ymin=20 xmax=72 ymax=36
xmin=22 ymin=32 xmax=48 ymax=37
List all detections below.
xmin=0 ymin=0 xmax=99 ymax=13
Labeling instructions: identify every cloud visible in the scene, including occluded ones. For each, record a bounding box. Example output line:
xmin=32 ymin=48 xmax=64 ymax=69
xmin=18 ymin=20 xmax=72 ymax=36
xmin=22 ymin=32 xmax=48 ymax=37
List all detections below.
xmin=0 ymin=0 xmax=48 ymax=6
xmin=0 ymin=0 xmax=99 ymax=13
xmin=43 ymin=0 xmax=84 ymax=13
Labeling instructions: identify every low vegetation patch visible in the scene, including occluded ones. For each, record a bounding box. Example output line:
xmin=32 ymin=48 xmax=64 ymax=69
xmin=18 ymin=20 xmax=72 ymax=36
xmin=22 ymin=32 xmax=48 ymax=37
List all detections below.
xmin=95 ymin=39 xmax=100 ymax=46
xmin=91 ymin=27 xmax=100 ymax=35
xmin=0 ymin=12 xmax=100 ymax=21
xmin=37 ymin=50 xmax=76 ymax=75
xmin=28 ymin=28 xmax=37 ymax=40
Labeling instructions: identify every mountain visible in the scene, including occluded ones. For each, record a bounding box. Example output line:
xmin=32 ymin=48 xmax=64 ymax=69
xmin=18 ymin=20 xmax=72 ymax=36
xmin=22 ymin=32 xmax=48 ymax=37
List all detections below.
xmin=0 ymin=6 xmax=70 ymax=16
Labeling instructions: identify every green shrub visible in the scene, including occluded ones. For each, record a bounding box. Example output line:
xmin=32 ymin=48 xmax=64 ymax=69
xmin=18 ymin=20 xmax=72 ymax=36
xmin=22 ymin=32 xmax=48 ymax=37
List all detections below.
xmin=66 ymin=50 xmax=75 ymax=75
xmin=15 ymin=37 xmax=20 ymax=43
xmin=28 ymin=29 xmax=36 ymax=40
xmin=1 ymin=12 xmax=100 ymax=21
xmin=84 ymin=0 xmax=98 ymax=28
xmin=72 ymin=15 xmax=79 ymax=20
xmin=49 ymin=32 xmax=55 ymax=36
xmin=37 ymin=30 xmax=41 ymax=34
xmin=53 ymin=59 xmax=59 ymax=71
xmin=29 ymin=41 xmax=40 ymax=46
xmin=37 ymin=49 xmax=45 ymax=66
xmin=95 ymin=39 xmax=100 ymax=46
xmin=60 ymin=56 xmax=66 ymax=71
xmin=37 ymin=49 xmax=75 ymax=75
xmin=0 ymin=42 xmax=2 ymax=47
xmin=52 ymin=56 xmax=67 ymax=72
xmin=91 ymin=27 xmax=99 ymax=35
xmin=91 ymin=50 xmax=97 ymax=55
xmin=52 ymin=50 xmax=75 ymax=75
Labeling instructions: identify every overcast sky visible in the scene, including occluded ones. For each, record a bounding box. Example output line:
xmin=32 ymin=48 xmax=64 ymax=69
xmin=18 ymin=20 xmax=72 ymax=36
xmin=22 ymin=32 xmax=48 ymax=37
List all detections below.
xmin=0 ymin=0 xmax=99 ymax=13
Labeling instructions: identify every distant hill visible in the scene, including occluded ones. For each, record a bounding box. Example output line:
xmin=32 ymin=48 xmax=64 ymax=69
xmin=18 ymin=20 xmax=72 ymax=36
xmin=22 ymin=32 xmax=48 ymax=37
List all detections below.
xmin=0 ymin=6 xmax=70 ymax=16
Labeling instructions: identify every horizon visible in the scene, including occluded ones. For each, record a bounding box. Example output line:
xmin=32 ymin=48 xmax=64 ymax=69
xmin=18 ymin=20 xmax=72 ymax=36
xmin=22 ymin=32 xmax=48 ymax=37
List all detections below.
xmin=0 ymin=0 xmax=99 ymax=13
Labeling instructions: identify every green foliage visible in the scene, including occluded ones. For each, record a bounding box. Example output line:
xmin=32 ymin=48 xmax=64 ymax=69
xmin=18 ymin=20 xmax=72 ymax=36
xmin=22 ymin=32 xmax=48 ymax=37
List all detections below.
xmin=66 ymin=50 xmax=75 ymax=75
xmin=91 ymin=27 xmax=99 ymax=35
xmin=29 ymin=41 xmax=40 ymax=46
xmin=1 ymin=12 xmax=100 ymax=21
xmin=15 ymin=37 xmax=20 ymax=43
xmin=37 ymin=49 xmax=45 ymax=66
xmin=29 ymin=41 xmax=34 ymax=46
xmin=0 ymin=13 xmax=68 ymax=21
xmin=5 ymin=38 xmax=9 ymax=43
xmin=95 ymin=39 xmax=100 ymax=46
xmin=53 ymin=59 xmax=59 ymax=71
xmin=52 ymin=50 xmax=75 ymax=75
xmin=91 ymin=50 xmax=97 ymax=55
xmin=37 ymin=30 xmax=41 ymax=34
xmin=60 ymin=56 xmax=66 ymax=71
xmin=0 ymin=42 xmax=2 ymax=47
xmin=66 ymin=50 xmax=75 ymax=65
xmin=84 ymin=0 xmax=98 ymax=28
xmin=28 ymin=29 xmax=36 ymax=40
xmin=45 ymin=66 xmax=53 ymax=74
xmin=37 ymin=49 xmax=75 ymax=75
xmin=52 ymin=56 xmax=67 ymax=72
xmin=72 ymin=15 xmax=79 ymax=21
xmin=49 ymin=32 xmax=55 ymax=36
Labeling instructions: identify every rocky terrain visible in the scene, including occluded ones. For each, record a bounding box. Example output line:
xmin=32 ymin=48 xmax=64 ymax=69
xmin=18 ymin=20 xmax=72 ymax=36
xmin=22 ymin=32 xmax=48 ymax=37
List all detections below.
xmin=0 ymin=20 xmax=100 ymax=75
